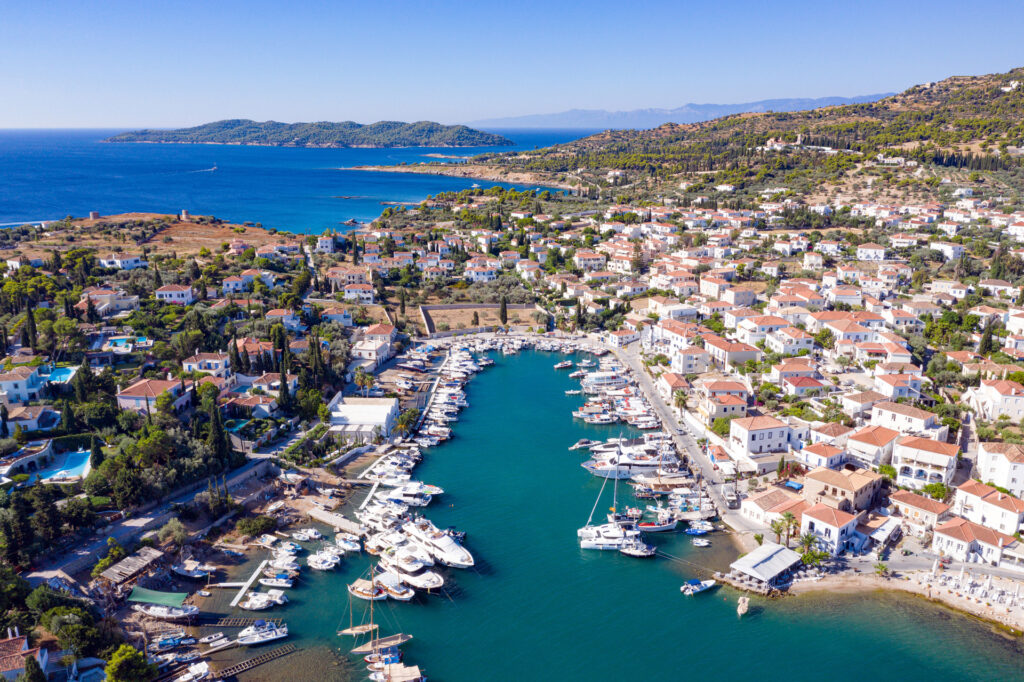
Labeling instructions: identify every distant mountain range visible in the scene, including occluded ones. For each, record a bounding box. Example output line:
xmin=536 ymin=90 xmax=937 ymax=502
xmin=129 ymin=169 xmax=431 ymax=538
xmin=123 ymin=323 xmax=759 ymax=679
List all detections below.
xmin=106 ymin=119 xmax=512 ymax=148
xmin=468 ymin=95 xmax=892 ymax=130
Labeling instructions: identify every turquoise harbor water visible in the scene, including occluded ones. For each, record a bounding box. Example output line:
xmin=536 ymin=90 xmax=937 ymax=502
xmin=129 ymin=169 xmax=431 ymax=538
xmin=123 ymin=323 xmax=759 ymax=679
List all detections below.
xmin=203 ymin=350 xmax=1024 ymax=681
xmin=0 ymin=129 xmax=590 ymax=233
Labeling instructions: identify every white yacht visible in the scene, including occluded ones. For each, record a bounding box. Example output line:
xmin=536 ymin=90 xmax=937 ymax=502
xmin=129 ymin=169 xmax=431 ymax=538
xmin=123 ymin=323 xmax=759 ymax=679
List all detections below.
xmin=259 ymin=577 xmax=293 ymax=588
xmin=308 ymin=552 xmax=340 ymax=570
xmin=375 ymin=571 xmax=416 ymax=601
xmin=578 ymin=522 xmax=641 ymax=550
xmin=403 ymin=518 xmax=474 ymax=568
xmin=237 ymin=620 xmax=289 ymax=645
xmin=378 ymin=550 xmax=445 ymax=590
xmin=269 ymin=557 xmax=300 ymax=571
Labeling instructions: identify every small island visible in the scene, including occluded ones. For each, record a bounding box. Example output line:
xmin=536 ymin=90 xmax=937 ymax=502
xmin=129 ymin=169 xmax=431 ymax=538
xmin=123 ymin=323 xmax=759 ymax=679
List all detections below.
xmin=105 ymin=118 xmax=512 ymax=148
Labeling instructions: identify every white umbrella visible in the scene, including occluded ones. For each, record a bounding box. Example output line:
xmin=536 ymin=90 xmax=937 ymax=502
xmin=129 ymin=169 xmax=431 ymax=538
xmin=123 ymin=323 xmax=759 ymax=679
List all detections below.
xmin=959 ymin=565 xmax=965 ymax=582
xmin=931 ymin=559 xmax=938 ymax=576
xmin=1015 ymin=583 xmax=1020 ymax=598
xmin=985 ymin=574 xmax=993 ymax=591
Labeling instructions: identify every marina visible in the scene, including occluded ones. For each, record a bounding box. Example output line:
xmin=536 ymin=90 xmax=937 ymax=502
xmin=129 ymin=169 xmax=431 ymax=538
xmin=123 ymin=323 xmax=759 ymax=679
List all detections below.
xmin=140 ymin=341 xmax=1024 ymax=681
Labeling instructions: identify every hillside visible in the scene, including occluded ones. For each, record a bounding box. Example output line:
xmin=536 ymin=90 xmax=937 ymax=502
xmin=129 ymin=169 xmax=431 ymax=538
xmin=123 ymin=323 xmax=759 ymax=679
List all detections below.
xmin=106 ymin=119 xmax=513 ymax=148
xmin=483 ymin=67 xmax=1024 ymax=177
xmin=468 ymin=94 xmax=890 ymax=130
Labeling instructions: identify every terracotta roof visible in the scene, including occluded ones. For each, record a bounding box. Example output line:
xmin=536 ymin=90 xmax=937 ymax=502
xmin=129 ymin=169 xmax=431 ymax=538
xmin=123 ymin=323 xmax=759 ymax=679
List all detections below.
xmin=957 ymin=480 xmax=1024 ymax=513
xmin=813 ymin=422 xmax=853 ymax=438
xmin=848 ymin=425 xmax=900 ymax=447
xmin=980 ymin=442 xmax=1024 ymax=465
xmin=896 ymin=436 xmax=960 ymax=457
xmin=934 ymin=517 xmax=1016 ymax=548
xmin=871 ymin=401 xmax=934 ymax=421
xmin=731 ymin=415 xmax=787 ymax=431
xmin=804 ymin=502 xmax=857 ymax=528
xmin=890 ymin=489 xmax=950 ymax=515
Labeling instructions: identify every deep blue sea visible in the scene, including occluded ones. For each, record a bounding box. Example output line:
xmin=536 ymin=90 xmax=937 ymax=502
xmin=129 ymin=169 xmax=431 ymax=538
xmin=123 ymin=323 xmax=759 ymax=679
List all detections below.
xmin=0 ymin=128 xmax=593 ymax=233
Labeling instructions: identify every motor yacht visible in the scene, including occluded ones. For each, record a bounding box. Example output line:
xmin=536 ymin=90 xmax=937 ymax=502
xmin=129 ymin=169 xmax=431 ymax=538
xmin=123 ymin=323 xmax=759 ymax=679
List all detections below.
xmin=237 ymin=620 xmax=288 ymax=645
xmin=403 ymin=517 xmax=474 ymax=568
xmin=680 ymin=579 xmax=718 ymax=596
xmin=577 ymin=522 xmax=641 ymax=550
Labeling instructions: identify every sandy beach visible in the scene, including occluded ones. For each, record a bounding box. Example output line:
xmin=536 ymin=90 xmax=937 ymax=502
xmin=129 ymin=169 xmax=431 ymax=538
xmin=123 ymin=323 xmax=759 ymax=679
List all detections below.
xmin=345 ymin=163 xmax=575 ymax=190
xmin=789 ymin=569 xmax=1024 ymax=634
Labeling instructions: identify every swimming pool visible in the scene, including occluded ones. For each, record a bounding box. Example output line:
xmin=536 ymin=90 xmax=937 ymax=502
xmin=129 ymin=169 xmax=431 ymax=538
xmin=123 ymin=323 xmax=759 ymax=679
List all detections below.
xmin=35 ymin=449 xmax=91 ymax=483
xmin=47 ymin=366 xmax=77 ymax=383
xmin=225 ymin=419 xmax=251 ymax=433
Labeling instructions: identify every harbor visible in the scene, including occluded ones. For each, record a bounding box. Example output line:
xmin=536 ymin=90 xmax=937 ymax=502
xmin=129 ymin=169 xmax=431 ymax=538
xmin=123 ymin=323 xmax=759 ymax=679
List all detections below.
xmin=122 ymin=341 xmax=1024 ymax=681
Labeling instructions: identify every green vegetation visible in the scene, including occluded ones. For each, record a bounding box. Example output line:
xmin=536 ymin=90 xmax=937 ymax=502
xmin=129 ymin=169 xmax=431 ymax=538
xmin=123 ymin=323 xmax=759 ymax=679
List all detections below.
xmin=236 ymin=514 xmax=276 ymax=537
xmin=107 ymin=119 xmax=512 ymax=148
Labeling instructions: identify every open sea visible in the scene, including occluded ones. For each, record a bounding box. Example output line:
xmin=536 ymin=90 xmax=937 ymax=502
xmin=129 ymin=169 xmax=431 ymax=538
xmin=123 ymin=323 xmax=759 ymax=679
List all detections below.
xmin=196 ymin=350 xmax=1024 ymax=681
xmin=0 ymin=128 xmax=591 ymax=233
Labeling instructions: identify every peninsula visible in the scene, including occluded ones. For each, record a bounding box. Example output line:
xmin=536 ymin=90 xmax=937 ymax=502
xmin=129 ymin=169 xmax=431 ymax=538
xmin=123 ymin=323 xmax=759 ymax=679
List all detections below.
xmin=105 ymin=118 xmax=513 ymax=148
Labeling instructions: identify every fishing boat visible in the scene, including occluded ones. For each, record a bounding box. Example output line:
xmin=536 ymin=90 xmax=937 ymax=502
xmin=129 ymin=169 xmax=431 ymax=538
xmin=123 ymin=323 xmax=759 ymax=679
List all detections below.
xmin=132 ymin=604 xmax=199 ymax=621
xmin=308 ymin=552 xmax=340 ymax=570
xmin=692 ymin=538 xmax=711 ymax=547
xmin=237 ymin=620 xmax=288 ymax=646
xmin=680 ymin=579 xmax=718 ymax=596
xmin=259 ymin=577 xmax=294 ymax=588
xmin=637 ymin=509 xmax=678 ymax=533
xmin=348 ymin=578 xmax=388 ymax=601
xmin=198 ymin=632 xmax=225 ymax=644
xmin=684 ymin=527 xmax=708 ymax=536
xmin=737 ymin=596 xmax=750 ymax=616
xmin=171 ymin=560 xmax=214 ymax=580
xmin=553 ymin=360 xmax=573 ymax=369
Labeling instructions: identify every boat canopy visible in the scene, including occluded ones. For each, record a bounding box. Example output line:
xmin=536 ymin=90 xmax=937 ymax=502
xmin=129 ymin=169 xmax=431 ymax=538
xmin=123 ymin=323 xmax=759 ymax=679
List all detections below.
xmin=127 ymin=586 xmax=188 ymax=607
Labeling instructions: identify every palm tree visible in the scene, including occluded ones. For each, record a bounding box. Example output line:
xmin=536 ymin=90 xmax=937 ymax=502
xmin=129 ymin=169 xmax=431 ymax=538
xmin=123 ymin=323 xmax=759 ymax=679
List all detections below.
xmin=874 ymin=561 xmax=890 ymax=579
xmin=798 ymin=532 xmax=817 ymax=555
xmin=781 ymin=511 xmax=798 ymax=548
xmin=769 ymin=519 xmax=786 ymax=545
xmin=673 ymin=390 xmax=688 ymax=413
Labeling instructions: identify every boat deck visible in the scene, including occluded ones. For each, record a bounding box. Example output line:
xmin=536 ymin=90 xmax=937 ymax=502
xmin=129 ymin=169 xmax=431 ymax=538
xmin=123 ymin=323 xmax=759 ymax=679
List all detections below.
xmin=350 ymin=633 xmax=413 ymax=655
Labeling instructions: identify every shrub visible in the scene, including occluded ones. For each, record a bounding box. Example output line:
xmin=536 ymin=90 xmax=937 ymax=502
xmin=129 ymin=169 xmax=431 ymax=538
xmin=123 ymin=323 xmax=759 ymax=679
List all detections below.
xmin=235 ymin=515 xmax=276 ymax=537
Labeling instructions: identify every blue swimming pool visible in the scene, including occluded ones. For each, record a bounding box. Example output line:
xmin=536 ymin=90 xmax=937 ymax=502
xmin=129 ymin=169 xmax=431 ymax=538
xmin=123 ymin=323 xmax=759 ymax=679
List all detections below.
xmin=225 ymin=419 xmax=251 ymax=433
xmin=47 ymin=366 xmax=77 ymax=383
xmin=35 ymin=449 xmax=91 ymax=483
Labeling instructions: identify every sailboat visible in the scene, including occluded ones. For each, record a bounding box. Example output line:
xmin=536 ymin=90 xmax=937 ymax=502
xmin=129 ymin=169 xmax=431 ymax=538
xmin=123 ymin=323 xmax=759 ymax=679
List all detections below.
xmin=578 ymin=454 xmax=641 ymax=550
xmin=339 ymin=570 xmax=413 ymax=657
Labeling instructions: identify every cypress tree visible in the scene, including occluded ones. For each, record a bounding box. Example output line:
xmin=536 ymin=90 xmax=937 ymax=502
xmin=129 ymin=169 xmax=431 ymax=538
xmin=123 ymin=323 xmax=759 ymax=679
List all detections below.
xmin=499 ymin=296 xmax=508 ymax=325
xmin=229 ymin=338 xmax=242 ymax=373
xmin=24 ymin=304 xmax=37 ymax=349
xmin=0 ymin=404 xmax=7 ymax=438
xmin=90 ymin=434 xmax=104 ymax=468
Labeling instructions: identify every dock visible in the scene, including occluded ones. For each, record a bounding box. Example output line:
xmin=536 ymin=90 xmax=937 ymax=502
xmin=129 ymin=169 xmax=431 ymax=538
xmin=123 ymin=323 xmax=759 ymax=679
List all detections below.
xmin=212 ymin=617 xmax=283 ymax=628
xmin=229 ymin=560 xmax=268 ymax=608
xmin=214 ymin=644 xmax=296 ymax=678
xmin=358 ymin=481 xmax=380 ymax=510
xmin=306 ymin=507 xmax=366 ymax=536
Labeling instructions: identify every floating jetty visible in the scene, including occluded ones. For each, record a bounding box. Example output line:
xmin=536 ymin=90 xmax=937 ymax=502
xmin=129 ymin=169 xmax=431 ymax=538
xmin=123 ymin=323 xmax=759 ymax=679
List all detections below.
xmin=214 ymin=644 xmax=296 ymax=677
xmin=212 ymin=617 xmax=283 ymax=628
xmin=229 ymin=560 xmax=268 ymax=607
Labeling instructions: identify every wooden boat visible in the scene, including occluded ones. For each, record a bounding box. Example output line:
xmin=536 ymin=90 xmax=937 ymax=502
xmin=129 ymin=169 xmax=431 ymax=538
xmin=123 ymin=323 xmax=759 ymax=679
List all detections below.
xmin=352 ymin=634 xmax=414 ymax=656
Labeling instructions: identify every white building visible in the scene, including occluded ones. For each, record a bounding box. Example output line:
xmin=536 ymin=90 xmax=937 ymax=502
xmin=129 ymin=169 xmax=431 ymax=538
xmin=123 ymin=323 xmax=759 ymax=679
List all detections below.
xmin=953 ymin=480 xmax=1024 ymax=536
xmin=801 ymin=503 xmax=859 ymax=556
xmin=963 ymin=379 xmax=1024 ymax=420
xmin=327 ymin=395 xmax=401 ymax=443
xmin=977 ymin=442 xmax=1024 ymax=498
xmin=155 ymin=284 xmax=195 ymax=305
xmin=892 ymin=436 xmax=959 ymax=491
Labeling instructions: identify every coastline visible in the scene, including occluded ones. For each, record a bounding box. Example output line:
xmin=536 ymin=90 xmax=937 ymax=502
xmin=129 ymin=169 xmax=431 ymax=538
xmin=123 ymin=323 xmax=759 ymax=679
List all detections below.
xmin=344 ymin=163 xmax=575 ymax=190
xmin=789 ymin=569 xmax=1024 ymax=635
xmin=101 ymin=140 xmax=512 ymax=150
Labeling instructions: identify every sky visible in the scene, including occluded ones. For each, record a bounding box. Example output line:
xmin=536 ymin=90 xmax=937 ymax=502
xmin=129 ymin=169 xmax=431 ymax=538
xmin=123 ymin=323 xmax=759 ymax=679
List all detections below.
xmin=2 ymin=0 xmax=1023 ymax=128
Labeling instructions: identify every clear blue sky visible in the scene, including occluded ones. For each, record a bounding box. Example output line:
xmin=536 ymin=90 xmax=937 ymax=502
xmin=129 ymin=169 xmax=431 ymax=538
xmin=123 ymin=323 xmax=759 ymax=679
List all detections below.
xmin=2 ymin=0 xmax=1022 ymax=128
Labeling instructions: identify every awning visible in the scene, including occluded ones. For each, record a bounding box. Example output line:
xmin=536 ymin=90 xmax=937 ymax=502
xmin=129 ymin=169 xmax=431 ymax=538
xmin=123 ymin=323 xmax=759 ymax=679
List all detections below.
xmin=127 ymin=587 xmax=187 ymax=607
xmin=868 ymin=517 xmax=901 ymax=544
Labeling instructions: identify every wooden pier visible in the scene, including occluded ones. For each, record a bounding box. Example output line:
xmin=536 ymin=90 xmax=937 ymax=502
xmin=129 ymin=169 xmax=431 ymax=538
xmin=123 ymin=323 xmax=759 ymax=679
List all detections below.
xmin=212 ymin=616 xmax=283 ymax=628
xmin=229 ymin=560 xmax=268 ymax=608
xmin=214 ymin=644 xmax=296 ymax=677
xmin=358 ymin=481 xmax=380 ymax=510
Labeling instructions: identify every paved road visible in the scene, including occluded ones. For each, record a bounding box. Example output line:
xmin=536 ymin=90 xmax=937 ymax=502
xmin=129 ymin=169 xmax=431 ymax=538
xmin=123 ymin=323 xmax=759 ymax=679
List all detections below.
xmin=610 ymin=341 xmax=764 ymax=535
xmin=26 ymin=457 xmax=270 ymax=585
